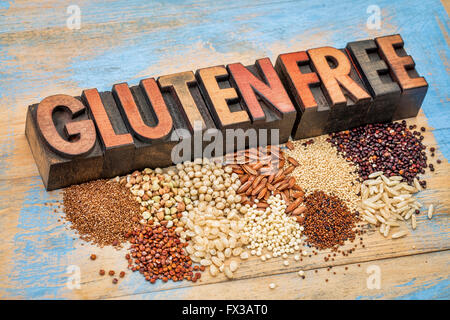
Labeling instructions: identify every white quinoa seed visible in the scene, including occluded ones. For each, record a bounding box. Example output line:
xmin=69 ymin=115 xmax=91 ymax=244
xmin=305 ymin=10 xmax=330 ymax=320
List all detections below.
xmin=285 ymin=136 xmax=361 ymax=211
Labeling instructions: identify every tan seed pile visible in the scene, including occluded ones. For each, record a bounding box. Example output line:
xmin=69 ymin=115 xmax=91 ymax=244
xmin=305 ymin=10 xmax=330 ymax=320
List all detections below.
xmin=284 ymin=135 xmax=361 ymax=211
xmin=63 ymin=180 xmax=142 ymax=247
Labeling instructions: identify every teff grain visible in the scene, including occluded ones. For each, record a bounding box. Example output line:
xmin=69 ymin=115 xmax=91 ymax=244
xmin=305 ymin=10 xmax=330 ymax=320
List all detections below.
xmin=63 ymin=180 xmax=142 ymax=247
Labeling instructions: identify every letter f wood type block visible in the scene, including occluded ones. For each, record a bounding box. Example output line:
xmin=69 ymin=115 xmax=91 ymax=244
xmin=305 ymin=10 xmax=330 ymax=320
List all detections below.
xmin=275 ymin=51 xmax=331 ymax=139
xmin=375 ymin=34 xmax=428 ymax=120
xmin=308 ymin=47 xmax=372 ymax=133
xmin=346 ymin=40 xmax=401 ymax=124
xmin=25 ymin=94 xmax=104 ymax=190
xmin=228 ymin=58 xmax=297 ymax=144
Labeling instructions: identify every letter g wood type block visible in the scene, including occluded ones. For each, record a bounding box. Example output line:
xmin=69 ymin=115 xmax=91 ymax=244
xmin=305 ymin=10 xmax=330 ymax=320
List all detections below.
xmin=25 ymin=94 xmax=104 ymax=190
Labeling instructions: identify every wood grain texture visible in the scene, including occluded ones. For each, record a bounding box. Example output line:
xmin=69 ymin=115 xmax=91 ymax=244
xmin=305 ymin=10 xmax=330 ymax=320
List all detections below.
xmin=0 ymin=0 xmax=448 ymax=300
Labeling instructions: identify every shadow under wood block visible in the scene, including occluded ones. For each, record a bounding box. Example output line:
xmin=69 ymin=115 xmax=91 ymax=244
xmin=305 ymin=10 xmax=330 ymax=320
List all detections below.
xmin=113 ymin=79 xmax=186 ymax=169
xmin=196 ymin=66 xmax=252 ymax=154
xmin=228 ymin=58 xmax=296 ymax=145
xmin=308 ymin=47 xmax=372 ymax=133
xmin=25 ymin=94 xmax=104 ymax=190
xmin=275 ymin=51 xmax=331 ymax=139
xmin=82 ymin=88 xmax=135 ymax=177
xmin=375 ymin=34 xmax=428 ymax=120
xmin=158 ymin=71 xmax=218 ymax=160
xmin=346 ymin=40 xmax=401 ymax=124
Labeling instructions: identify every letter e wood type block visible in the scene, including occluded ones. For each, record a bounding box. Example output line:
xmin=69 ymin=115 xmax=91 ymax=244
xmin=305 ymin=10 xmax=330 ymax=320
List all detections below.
xmin=346 ymin=40 xmax=401 ymax=124
xmin=275 ymin=51 xmax=331 ymax=139
xmin=375 ymin=34 xmax=428 ymax=120
xmin=25 ymin=94 xmax=104 ymax=190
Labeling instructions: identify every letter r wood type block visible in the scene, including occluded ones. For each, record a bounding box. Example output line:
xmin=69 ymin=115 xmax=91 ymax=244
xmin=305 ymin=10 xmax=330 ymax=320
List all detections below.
xmin=275 ymin=51 xmax=331 ymax=139
xmin=25 ymin=94 xmax=104 ymax=190
xmin=375 ymin=34 xmax=428 ymax=120
xmin=346 ymin=40 xmax=401 ymax=124
xmin=308 ymin=47 xmax=372 ymax=133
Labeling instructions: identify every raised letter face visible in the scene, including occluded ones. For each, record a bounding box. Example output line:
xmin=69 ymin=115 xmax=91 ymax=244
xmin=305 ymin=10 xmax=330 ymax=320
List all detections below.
xmin=113 ymin=80 xmax=173 ymax=142
xmin=82 ymin=88 xmax=134 ymax=148
xmin=36 ymin=94 xmax=96 ymax=158
xmin=375 ymin=35 xmax=427 ymax=91
xmin=308 ymin=46 xmax=371 ymax=107
xmin=228 ymin=58 xmax=296 ymax=122
xmin=158 ymin=71 xmax=206 ymax=131
xmin=196 ymin=66 xmax=250 ymax=129
xmin=276 ymin=51 xmax=320 ymax=111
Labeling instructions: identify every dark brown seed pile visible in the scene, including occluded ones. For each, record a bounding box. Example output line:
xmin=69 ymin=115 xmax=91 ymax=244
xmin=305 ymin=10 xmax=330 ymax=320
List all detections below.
xmin=63 ymin=180 xmax=142 ymax=247
xmin=300 ymin=191 xmax=361 ymax=250
xmin=126 ymin=224 xmax=198 ymax=284
xmin=328 ymin=121 xmax=428 ymax=185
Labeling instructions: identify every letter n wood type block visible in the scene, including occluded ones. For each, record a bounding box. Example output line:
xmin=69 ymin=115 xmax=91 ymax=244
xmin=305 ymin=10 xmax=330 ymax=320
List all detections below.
xmin=228 ymin=58 xmax=297 ymax=145
xmin=375 ymin=34 xmax=428 ymax=120
xmin=308 ymin=47 xmax=372 ymax=133
xmin=158 ymin=71 xmax=217 ymax=159
xmin=275 ymin=51 xmax=331 ymax=139
xmin=346 ymin=40 xmax=401 ymax=124
xmin=82 ymin=89 xmax=135 ymax=177
xmin=25 ymin=94 xmax=104 ymax=190
xmin=113 ymin=79 xmax=187 ymax=169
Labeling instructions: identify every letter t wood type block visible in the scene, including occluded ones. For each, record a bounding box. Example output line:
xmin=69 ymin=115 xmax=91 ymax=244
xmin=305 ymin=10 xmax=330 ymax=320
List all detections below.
xmin=275 ymin=51 xmax=331 ymax=139
xmin=346 ymin=40 xmax=401 ymax=124
xmin=375 ymin=34 xmax=428 ymax=120
xmin=308 ymin=47 xmax=372 ymax=133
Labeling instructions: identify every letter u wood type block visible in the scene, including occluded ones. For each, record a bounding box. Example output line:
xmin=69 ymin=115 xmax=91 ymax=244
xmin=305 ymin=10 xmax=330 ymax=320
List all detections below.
xmin=25 ymin=94 xmax=104 ymax=190
xmin=113 ymin=79 xmax=188 ymax=169
xmin=346 ymin=39 xmax=401 ymax=124
xmin=275 ymin=51 xmax=331 ymax=139
xmin=308 ymin=47 xmax=372 ymax=133
xmin=375 ymin=34 xmax=428 ymax=120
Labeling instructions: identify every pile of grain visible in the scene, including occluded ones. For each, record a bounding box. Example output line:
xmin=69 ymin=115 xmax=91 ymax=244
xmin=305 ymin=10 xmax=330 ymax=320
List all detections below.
xmin=63 ymin=179 xmax=142 ymax=247
xmin=284 ymin=135 xmax=361 ymax=211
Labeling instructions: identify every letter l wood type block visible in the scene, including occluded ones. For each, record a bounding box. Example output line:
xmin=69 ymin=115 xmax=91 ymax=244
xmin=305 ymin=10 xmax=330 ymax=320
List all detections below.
xmin=375 ymin=34 xmax=428 ymax=120
xmin=346 ymin=40 xmax=401 ymax=124
xmin=82 ymin=88 xmax=136 ymax=177
xmin=275 ymin=51 xmax=331 ymax=139
xmin=25 ymin=94 xmax=104 ymax=190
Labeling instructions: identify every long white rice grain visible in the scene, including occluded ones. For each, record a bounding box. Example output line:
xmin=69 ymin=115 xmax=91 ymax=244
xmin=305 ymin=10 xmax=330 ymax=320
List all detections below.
xmin=428 ymin=204 xmax=434 ymax=219
xmin=369 ymin=171 xmax=383 ymax=179
xmin=411 ymin=214 xmax=417 ymax=230
xmin=392 ymin=230 xmax=408 ymax=239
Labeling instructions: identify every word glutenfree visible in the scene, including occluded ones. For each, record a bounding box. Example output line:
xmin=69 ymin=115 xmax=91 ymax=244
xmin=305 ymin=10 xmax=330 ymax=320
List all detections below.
xmin=25 ymin=34 xmax=427 ymax=190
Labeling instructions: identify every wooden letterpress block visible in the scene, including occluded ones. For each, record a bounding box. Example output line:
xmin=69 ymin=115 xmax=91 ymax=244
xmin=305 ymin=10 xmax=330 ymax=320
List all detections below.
xmin=228 ymin=58 xmax=297 ymax=144
xmin=308 ymin=47 xmax=372 ymax=133
xmin=158 ymin=71 xmax=218 ymax=159
xmin=82 ymin=88 xmax=135 ymax=177
xmin=375 ymin=34 xmax=428 ymax=120
xmin=346 ymin=40 xmax=401 ymax=124
xmin=275 ymin=51 xmax=331 ymax=139
xmin=196 ymin=66 xmax=251 ymax=154
xmin=113 ymin=79 xmax=185 ymax=169
xmin=25 ymin=94 xmax=104 ymax=190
